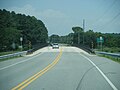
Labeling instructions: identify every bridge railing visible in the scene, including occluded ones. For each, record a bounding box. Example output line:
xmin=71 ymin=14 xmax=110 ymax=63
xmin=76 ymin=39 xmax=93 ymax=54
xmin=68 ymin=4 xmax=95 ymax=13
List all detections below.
xmin=72 ymin=44 xmax=95 ymax=54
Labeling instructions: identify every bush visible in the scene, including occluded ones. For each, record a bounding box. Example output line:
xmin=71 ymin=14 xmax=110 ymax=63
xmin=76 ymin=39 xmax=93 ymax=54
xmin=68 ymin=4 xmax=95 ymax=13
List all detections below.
xmin=101 ymin=47 xmax=120 ymax=53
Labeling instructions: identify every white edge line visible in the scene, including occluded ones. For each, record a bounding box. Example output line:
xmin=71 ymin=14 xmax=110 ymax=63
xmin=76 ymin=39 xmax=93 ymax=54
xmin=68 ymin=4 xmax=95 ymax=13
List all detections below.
xmin=0 ymin=53 xmax=43 ymax=71
xmin=79 ymin=53 xmax=118 ymax=90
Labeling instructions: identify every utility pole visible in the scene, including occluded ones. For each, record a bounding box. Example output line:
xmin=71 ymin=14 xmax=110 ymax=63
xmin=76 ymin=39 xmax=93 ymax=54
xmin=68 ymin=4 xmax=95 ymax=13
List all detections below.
xmin=78 ymin=33 xmax=80 ymax=45
xmin=83 ymin=19 xmax=85 ymax=45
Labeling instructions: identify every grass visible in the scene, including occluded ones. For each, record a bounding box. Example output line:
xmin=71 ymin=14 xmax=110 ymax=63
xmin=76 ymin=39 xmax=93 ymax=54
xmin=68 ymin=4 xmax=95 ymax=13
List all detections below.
xmin=0 ymin=51 xmax=21 ymax=56
xmin=0 ymin=56 xmax=22 ymax=62
xmin=99 ymin=54 xmax=120 ymax=64
xmin=96 ymin=47 xmax=120 ymax=63
xmin=97 ymin=47 xmax=120 ymax=53
xmin=0 ymin=50 xmax=23 ymax=62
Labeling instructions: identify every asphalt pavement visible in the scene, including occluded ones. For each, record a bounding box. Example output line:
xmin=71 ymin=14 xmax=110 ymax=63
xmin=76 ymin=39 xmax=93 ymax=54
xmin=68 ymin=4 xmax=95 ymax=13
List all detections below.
xmin=0 ymin=46 xmax=120 ymax=90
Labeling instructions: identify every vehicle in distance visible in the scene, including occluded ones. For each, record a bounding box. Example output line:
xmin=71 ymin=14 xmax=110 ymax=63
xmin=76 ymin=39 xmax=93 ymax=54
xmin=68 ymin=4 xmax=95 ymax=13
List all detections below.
xmin=52 ymin=43 xmax=59 ymax=49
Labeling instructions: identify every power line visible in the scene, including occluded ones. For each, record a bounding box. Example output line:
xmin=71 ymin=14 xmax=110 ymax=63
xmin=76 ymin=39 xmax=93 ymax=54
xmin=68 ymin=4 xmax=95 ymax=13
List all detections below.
xmin=91 ymin=0 xmax=117 ymax=27
xmin=94 ymin=12 xmax=120 ymax=31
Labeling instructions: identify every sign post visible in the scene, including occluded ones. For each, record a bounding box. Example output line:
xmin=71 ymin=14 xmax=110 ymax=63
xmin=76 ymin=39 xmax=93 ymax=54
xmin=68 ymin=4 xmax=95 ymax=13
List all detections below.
xmin=20 ymin=37 xmax=23 ymax=51
xmin=97 ymin=37 xmax=104 ymax=50
xmin=29 ymin=41 xmax=31 ymax=50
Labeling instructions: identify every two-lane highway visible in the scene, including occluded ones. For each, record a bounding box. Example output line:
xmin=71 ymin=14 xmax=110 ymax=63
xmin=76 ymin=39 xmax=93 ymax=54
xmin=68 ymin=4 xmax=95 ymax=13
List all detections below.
xmin=0 ymin=47 xmax=59 ymax=90
xmin=0 ymin=46 xmax=120 ymax=90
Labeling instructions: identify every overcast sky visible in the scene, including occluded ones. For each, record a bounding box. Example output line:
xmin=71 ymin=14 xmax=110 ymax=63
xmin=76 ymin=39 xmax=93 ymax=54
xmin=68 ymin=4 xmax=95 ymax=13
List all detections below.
xmin=0 ymin=0 xmax=120 ymax=35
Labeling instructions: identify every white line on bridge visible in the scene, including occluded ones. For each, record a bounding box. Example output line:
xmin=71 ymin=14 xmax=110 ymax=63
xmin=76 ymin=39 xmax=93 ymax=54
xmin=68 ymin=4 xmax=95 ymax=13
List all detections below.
xmin=79 ymin=53 xmax=118 ymax=90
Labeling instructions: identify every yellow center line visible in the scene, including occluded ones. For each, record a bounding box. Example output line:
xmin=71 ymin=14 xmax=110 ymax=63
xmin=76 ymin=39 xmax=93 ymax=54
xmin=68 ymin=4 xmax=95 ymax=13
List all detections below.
xmin=12 ymin=48 xmax=63 ymax=90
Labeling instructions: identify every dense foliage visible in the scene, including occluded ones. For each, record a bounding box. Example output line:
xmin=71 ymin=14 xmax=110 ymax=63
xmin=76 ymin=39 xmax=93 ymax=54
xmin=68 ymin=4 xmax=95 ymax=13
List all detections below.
xmin=49 ymin=34 xmax=60 ymax=43
xmin=51 ymin=26 xmax=120 ymax=52
xmin=0 ymin=9 xmax=48 ymax=52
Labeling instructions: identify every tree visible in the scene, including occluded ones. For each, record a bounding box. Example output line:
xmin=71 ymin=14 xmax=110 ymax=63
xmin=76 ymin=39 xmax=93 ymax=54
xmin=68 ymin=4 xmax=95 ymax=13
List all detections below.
xmin=72 ymin=26 xmax=84 ymax=44
xmin=85 ymin=30 xmax=96 ymax=48
xmin=0 ymin=9 xmax=48 ymax=52
xmin=50 ymin=34 xmax=60 ymax=43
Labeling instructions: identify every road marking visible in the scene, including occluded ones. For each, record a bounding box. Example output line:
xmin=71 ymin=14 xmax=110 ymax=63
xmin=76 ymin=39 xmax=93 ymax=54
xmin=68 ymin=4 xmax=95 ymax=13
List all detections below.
xmin=12 ymin=48 xmax=62 ymax=90
xmin=0 ymin=53 xmax=43 ymax=71
xmin=79 ymin=53 xmax=118 ymax=90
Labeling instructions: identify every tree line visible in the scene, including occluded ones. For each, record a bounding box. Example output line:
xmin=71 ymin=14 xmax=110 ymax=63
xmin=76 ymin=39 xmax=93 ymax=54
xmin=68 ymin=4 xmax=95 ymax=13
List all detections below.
xmin=0 ymin=9 xmax=48 ymax=52
xmin=50 ymin=26 xmax=120 ymax=51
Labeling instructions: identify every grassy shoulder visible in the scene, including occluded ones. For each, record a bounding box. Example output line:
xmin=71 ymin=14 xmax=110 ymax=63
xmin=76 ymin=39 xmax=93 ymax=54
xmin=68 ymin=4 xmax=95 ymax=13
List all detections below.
xmin=0 ymin=56 xmax=22 ymax=62
xmin=96 ymin=47 xmax=120 ymax=63
xmin=99 ymin=54 xmax=120 ymax=64
xmin=0 ymin=50 xmax=22 ymax=56
xmin=97 ymin=47 xmax=120 ymax=53
xmin=0 ymin=50 xmax=24 ymax=62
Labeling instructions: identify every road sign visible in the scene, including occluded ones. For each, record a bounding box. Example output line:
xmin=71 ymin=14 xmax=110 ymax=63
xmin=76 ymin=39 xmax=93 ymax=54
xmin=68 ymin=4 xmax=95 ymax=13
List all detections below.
xmin=97 ymin=37 xmax=104 ymax=50
xmin=20 ymin=37 xmax=23 ymax=41
xmin=100 ymin=36 xmax=102 ymax=40
xmin=97 ymin=37 xmax=104 ymax=43
xmin=97 ymin=38 xmax=100 ymax=43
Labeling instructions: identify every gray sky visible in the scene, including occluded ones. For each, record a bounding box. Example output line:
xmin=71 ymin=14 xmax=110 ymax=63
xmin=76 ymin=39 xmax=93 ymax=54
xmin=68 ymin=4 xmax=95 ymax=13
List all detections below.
xmin=0 ymin=0 xmax=120 ymax=35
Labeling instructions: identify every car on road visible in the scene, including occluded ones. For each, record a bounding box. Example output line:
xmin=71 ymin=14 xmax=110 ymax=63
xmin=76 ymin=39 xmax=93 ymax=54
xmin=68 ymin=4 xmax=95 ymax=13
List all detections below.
xmin=52 ymin=43 xmax=59 ymax=49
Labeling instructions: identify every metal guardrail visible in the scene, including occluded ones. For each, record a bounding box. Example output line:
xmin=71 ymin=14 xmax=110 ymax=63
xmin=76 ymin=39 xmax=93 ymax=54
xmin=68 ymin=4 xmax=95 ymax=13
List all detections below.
xmin=97 ymin=52 xmax=120 ymax=58
xmin=0 ymin=51 xmax=27 ymax=60
xmin=0 ymin=44 xmax=48 ymax=60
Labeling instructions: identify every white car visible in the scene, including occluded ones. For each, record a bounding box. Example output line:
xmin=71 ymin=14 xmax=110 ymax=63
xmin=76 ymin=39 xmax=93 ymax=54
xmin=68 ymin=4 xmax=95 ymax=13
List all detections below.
xmin=52 ymin=43 xmax=59 ymax=49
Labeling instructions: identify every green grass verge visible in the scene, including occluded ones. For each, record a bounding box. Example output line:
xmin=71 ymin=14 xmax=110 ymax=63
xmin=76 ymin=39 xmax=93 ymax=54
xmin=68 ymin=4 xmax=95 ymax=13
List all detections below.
xmin=99 ymin=54 xmax=120 ymax=64
xmin=0 ymin=51 xmax=21 ymax=56
xmin=0 ymin=56 xmax=22 ymax=62
xmin=97 ymin=47 xmax=120 ymax=53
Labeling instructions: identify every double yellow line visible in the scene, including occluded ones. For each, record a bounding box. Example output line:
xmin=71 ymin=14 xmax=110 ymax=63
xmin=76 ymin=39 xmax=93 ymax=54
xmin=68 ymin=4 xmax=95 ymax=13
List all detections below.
xmin=12 ymin=48 xmax=62 ymax=90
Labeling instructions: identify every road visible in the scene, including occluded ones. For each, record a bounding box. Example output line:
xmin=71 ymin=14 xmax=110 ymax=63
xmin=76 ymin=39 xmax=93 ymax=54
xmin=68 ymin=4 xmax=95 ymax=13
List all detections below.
xmin=0 ymin=46 xmax=120 ymax=90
